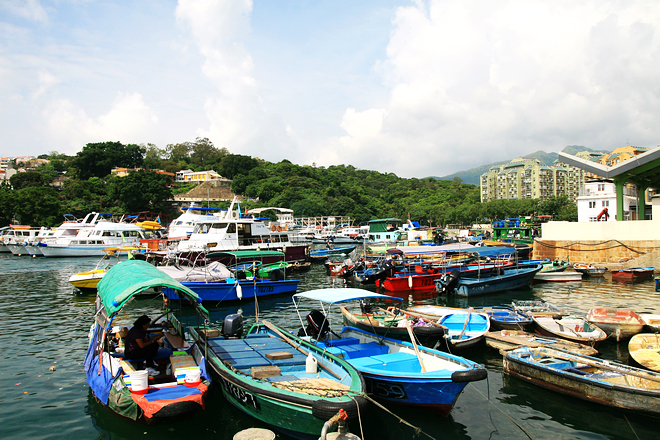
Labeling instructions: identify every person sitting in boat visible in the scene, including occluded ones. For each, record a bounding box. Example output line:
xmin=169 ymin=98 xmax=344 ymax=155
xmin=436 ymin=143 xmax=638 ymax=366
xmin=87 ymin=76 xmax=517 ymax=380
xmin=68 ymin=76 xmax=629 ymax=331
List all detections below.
xmin=124 ymin=315 xmax=169 ymax=375
xmin=326 ymin=239 xmax=333 ymax=249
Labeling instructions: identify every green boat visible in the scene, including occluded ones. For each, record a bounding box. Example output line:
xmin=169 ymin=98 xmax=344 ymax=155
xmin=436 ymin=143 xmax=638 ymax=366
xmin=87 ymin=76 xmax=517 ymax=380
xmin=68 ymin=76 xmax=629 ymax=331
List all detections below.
xmin=186 ymin=313 xmax=367 ymax=439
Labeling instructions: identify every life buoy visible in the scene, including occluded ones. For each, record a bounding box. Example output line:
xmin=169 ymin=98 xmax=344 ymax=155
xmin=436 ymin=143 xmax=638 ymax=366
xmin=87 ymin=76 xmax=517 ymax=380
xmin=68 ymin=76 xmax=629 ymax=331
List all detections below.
xmin=276 ymin=226 xmax=281 ymax=232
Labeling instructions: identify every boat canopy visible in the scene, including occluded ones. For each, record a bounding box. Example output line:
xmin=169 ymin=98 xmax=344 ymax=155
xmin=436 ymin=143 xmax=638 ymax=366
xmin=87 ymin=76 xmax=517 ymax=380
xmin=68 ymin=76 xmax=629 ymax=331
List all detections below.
xmin=96 ymin=260 xmax=207 ymax=316
xmin=207 ymin=250 xmax=284 ymax=259
xmin=293 ymin=288 xmax=403 ymax=305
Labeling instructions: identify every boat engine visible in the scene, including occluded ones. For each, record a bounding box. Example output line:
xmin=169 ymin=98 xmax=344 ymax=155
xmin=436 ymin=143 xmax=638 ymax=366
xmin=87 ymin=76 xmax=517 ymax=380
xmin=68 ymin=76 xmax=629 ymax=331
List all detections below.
xmin=222 ymin=313 xmax=244 ymax=338
xmin=439 ymin=269 xmax=461 ymax=295
xmin=302 ymin=310 xmax=331 ymax=340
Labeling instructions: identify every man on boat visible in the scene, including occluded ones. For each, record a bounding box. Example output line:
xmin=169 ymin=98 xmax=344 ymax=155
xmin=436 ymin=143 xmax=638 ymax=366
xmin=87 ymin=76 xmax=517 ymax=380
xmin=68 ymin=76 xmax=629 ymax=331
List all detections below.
xmin=124 ymin=315 xmax=169 ymax=376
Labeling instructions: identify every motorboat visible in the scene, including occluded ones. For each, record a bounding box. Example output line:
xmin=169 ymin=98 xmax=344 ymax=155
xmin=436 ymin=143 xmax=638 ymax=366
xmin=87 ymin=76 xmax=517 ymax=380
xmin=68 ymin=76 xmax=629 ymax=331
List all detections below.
xmin=68 ymin=247 xmax=140 ymax=290
xmin=585 ymin=308 xmax=644 ymax=341
xmin=166 ymin=203 xmax=227 ymax=240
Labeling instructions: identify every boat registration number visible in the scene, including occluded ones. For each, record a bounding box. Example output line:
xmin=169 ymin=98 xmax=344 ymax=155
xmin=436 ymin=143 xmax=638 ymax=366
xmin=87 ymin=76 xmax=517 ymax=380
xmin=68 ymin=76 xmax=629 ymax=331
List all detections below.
xmin=222 ymin=378 xmax=260 ymax=410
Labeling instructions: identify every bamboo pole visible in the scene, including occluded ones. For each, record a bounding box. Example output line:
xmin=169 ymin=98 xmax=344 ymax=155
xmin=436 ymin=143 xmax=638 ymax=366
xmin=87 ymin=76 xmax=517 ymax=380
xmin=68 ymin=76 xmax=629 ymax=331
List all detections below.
xmin=405 ymin=321 xmax=427 ymax=373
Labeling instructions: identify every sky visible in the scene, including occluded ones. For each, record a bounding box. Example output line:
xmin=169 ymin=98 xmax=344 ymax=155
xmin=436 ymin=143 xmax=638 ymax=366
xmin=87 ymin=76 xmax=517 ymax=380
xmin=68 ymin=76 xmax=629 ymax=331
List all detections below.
xmin=1 ymin=0 xmax=660 ymax=179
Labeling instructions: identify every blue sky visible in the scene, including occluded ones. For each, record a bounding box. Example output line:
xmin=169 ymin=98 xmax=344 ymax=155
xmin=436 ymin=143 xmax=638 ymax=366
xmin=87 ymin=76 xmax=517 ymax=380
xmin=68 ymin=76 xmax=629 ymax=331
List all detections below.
xmin=1 ymin=0 xmax=659 ymax=178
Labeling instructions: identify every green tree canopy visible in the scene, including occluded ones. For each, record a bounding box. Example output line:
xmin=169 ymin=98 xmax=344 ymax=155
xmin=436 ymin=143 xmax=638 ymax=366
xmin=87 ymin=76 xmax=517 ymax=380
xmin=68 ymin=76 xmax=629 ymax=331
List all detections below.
xmin=69 ymin=141 xmax=145 ymax=179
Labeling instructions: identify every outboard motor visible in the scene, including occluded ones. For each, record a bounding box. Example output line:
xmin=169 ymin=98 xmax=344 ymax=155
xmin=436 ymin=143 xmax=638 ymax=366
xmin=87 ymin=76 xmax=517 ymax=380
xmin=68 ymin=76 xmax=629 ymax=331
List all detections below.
xmin=222 ymin=313 xmax=244 ymax=338
xmin=269 ymin=269 xmax=285 ymax=281
xmin=305 ymin=310 xmax=331 ymax=340
xmin=359 ymin=299 xmax=373 ymax=315
xmin=439 ymin=269 xmax=461 ymax=295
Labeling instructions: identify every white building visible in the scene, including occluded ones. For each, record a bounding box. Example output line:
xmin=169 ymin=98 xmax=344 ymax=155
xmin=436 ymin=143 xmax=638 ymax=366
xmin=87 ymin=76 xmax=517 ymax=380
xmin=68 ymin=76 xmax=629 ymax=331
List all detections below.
xmin=576 ymin=179 xmax=637 ymax=222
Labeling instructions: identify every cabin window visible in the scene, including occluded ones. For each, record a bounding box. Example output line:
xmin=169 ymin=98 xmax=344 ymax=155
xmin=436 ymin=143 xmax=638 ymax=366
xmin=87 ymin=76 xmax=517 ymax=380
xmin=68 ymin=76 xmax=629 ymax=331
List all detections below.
xmin=602 ymin=201 xmax=609 ymax=207
xmin=227 ymin=224 xmax=236 ymax=233
xmin=589 ymin=201 xmax=596 ymax=208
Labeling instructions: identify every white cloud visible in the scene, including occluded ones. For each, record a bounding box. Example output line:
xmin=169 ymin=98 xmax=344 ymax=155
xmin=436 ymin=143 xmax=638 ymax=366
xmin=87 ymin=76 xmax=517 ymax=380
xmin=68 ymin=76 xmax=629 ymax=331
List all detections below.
xmin=1 ymin=0 xmax=49 ymax=24
xmin=330 ymin=0 xmax=660 ymax=177
xmin=42 ymin=92 xmax=158 ymax=153
xmin=32 ymin=70 xmax=59 ymax=98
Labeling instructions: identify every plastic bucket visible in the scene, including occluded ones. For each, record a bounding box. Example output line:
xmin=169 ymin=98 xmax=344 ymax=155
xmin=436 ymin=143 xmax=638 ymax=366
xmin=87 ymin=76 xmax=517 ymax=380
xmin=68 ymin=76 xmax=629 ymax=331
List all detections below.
xmin=184 ymin=368 xmax=201 ymax=387
xmin=130 ymin=370 xmax=149 ymax=394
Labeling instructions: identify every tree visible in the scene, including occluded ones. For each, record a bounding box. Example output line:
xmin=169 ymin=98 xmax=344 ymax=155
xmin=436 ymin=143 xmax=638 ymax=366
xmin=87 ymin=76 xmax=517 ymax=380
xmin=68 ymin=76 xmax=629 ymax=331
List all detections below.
xmin=189 ymin=137 xmax=228 ymax=169
xmin=106 ymin=171 xmax=173 ymax=212
xmin=69 ymin=141 xmax=145 ymax=179
xmin=10 ymin=171 xmax=49 ymax=190
xmin=218 ymin=154 xmax=259 ymax=179
xmin=12 ymin=187 xmax=63 ymax=226
xmin=165 ymin=142 xmax=192 ymax=163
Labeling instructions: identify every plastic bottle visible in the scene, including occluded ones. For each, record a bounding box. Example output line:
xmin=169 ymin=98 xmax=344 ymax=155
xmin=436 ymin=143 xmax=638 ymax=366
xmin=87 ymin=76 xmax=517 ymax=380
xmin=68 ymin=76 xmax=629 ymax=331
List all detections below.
xmin=306 ymin=352 xmax=318 ymax=374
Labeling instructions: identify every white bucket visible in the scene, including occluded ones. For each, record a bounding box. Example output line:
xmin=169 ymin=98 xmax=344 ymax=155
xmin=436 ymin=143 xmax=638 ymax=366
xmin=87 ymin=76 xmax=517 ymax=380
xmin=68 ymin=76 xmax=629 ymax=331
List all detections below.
xmin=131 ymin=370 xmax=149 ymax=394
xmin=185 ymin=368 xmax=201 ymax=385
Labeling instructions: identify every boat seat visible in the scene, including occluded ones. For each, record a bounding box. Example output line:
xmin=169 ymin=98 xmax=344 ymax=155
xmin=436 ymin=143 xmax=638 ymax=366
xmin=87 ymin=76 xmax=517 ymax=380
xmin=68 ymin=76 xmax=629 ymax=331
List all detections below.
xmin=350 ymin=352 xmax=421 ymax=372
xmin=317 ymin=337 xmax=361 ymax=348
xmin=330 ymin=342 xmax=389 ymax=360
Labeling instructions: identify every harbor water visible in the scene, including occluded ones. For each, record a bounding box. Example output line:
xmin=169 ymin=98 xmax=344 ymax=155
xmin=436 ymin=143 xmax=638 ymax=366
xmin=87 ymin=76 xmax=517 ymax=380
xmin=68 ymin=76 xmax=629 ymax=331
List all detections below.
xmin=1 ymin=253 xmax=659 ymax=440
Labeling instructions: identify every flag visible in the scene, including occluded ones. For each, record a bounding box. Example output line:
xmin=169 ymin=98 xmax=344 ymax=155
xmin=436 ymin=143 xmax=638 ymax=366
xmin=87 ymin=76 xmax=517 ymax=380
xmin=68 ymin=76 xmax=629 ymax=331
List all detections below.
xmin=155 ymin=216 xmax=161 ymax=225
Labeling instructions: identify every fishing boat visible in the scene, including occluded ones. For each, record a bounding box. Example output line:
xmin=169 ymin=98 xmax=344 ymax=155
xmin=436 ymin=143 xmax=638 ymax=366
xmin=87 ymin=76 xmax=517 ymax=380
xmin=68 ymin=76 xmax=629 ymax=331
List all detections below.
xmin=472 ymin=306 xmax=533 ymax=330
xmin=68 ymin=247 xmax=140 ymax=290
xmin=573 ymin=263 xmax=606 ymax=277
xmin=435 ymin=263 xmax=542 ymax=297
xmin=292 ymin=288 xmax=487 ymax=415
xmin=611 ymin=267 xmax=656 ymax=281
xmin=437 ymin=311 xmax=491 ymax=353
xmin=339 ymin=298 xmax=447 ymax=348
xmin=639 ymin=314 xmax=660 ymax=332
xmin=309 ymin=245 xmax=357 ymax=262
xmin=532 ymin=315 xmax=608 ymax=348
xmin=629 ymin=333 xmax=660 ymax=372
xmin=485 ymin=330 xmax=599 ymax=356
xmin=585 ymin=308 xmax=644 ymax=341
xmin=533 ymin=271 xmax=583 ymax=282
xmin=511 ymin=300 xmax=565 ymax=318
xmin=84 ymin=260 xmax=210 ymax=424
xmin=162 ymin=250 xmax=299 ymax=302
xmin=187 ymin=315 xmax=367 ymax=439
xmin=503 ymin=346 xmax=660 ymax=415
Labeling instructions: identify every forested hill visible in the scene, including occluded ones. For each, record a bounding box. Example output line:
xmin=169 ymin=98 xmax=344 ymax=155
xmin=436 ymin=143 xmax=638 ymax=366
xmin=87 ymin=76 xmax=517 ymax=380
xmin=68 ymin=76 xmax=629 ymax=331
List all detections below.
xmin=0 ymin=140 xmax=577 ymax=227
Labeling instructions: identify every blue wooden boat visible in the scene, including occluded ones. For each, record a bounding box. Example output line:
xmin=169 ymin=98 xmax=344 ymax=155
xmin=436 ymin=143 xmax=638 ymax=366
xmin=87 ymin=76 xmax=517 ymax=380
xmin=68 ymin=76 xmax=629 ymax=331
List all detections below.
xmin=503 ymin=346 xmax=660 ymax=415
xmin=292 ymin=288 xmax=487 ymax=415
xmin=162 ymin=278 xmax=299 ymax=302
xmin=309 ymin=245 xmax=357 ymax=261
xmin=437 ymin=311 xmax=491 ymax=352
xmin=85 ymin=260 xmax=211 ymax=424
xmin=472 ymin=305 xmax=533 ymax=330
xmin=187 ymin=315 xmax=367 ymax=439
xmin=435 ymin=263 xmax=543 ymax=297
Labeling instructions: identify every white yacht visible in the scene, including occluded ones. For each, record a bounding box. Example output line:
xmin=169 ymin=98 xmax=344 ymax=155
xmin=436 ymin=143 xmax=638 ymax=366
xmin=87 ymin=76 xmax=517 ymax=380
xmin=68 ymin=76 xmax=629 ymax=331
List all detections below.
xmin=25 ymin=213 xmax=102 ymax=256
xmin=167 ymin=203 xmax=227 ymax=240
xmin=176 ymin=197 xmax=308 ymax=263
xmin=39 ymin=214 xmax=158 ymax=257
xmin=3 ymin=226 xmax=44 ymax=255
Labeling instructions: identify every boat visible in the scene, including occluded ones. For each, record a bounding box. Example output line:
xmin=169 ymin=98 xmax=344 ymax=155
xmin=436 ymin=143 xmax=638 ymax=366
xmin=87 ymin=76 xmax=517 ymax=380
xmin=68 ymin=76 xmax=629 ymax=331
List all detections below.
xmin=291 ymin=288 xmax=487 ymax=415
xmin=611 ymin=267 xmax=656 ymax=281
xmin=175 ymin=197 xmax=308 ymax=265
xmin=629 ymin=333 xmax=660 ymax=371
xmin=156 ymin=260 xmax=233 ymax=283
xmin=166 ymin=203 xmax=226 ymax=239
xmin=485 ymin=330 xmax=599 ymax=356
xmin=162 ymin=250 xmax=299 ymax=302
xmin=39 ymin=213 xmax=160 ymax=257
xmin=435 ymin=263 xmax=542 ymax=297
xmin=639 ymin=314 xmax=660 ymax=332
xmin=309 ymin=245 xmax=357 ymax=262
xmin=437 ymin=310 xmax=491 ymax=353
xmin=585 ymin=308 xmax=644 ymax=341
xmin=532 ymin=315 xmax=608 ymax=348
xmin=68 ymin=247 xmax=140 ymax=290
xmin=573 ymin=263 xmax=606 ymax=277
xmin=511 ymin=300 xmax=565 ymax=318
xmin=472 ymin=306 xmax=533 ymax=330
xmin=186 ymin=314 xmax=367 ymax=438
xmin=84 ymin=260 xmax=210 ymax=424
xmin=338 ymin=298 xmax=447 ymax=348
xmin=503 ymin=346 xmax=660 ymax=416
xmin=533 ymin=271 xmax=583 ymax=282
xmin=0 ymin=226 xmax=9 ymax=253
xmin=2 ymin=225 xmax=44 ymax=255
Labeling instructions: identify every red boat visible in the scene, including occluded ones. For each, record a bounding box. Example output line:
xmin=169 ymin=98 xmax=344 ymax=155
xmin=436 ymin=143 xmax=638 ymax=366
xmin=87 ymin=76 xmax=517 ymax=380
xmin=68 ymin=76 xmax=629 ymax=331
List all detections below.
xmin=611 ymin=267 xmax=655 ymax=281
xmin=377 ymin=262 xmax=514 ymax=292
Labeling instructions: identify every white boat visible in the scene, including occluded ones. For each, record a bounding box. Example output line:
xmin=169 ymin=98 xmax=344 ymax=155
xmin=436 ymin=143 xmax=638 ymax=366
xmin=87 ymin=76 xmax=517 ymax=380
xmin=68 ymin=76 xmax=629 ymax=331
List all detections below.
xmin=533 ymin=271 xmax=583 ymax=282
xmin=639 ymin=314 xmax=660 ymax=332
xmin=26 ymin=213 xmax=103 ymax=256
xmin=3 ymin=226 xmax=44 ymax=255
xmin=40 ymin=214 xmax=158 ymax=258
xmin=175 ymin=197 xmax=308 ymax=263
xmin=167 ymin=203 xmax=227 ymax=240
xmin=0 ymin=226 xmax=11 ymax=253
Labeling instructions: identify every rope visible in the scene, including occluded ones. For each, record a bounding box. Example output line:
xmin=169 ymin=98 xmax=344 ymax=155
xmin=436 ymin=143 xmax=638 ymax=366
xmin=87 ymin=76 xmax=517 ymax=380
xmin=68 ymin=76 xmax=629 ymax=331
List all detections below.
xmin=348 ymin=394 xmax=365 ymax=440
xmin=358 ymin=393 xmax=436 ymax=440
xmin=623 ymin=414 xmax=641 ymax=440
xmin=534 ymin=239 xmax=654 ymax=254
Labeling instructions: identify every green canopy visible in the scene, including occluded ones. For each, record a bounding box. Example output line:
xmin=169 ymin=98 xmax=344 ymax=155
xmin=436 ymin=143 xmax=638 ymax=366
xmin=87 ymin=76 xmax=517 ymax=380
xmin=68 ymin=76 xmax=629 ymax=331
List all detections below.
xmin=206 ymin=250 xmax=284 ymax=259
xmin=96 ymin=260 xmax=208 ymax=317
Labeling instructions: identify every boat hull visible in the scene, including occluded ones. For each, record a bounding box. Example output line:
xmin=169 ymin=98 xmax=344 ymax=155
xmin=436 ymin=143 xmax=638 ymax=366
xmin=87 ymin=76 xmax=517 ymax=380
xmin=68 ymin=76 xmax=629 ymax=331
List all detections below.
xmin=504 ymin=347 xmax=660 ymax=415
xmin=163 ymin=279 xmax=300 ymax=302
xmin=533 ymin=271 xmax=583 ymax=282
xmin=436 ymin=264 xmax=542 ymax=297
xmin=533 ymin=316 xmax=608 ymax=348
xmin=586 ymin=308 xmax=644 ymax=341
xmin=485 ymin=330 xmax=599 ymax=356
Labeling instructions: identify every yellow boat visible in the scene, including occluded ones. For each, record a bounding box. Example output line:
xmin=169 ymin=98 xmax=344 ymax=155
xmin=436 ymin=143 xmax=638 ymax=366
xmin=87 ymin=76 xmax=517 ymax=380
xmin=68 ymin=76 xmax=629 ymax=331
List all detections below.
xmin=136 ymin=220 xmax=162 ymax=230
xmin=629 ymin=333 xmax=660 ymax=372
xmin=68 ymin=247 xmax=140 ymax=290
